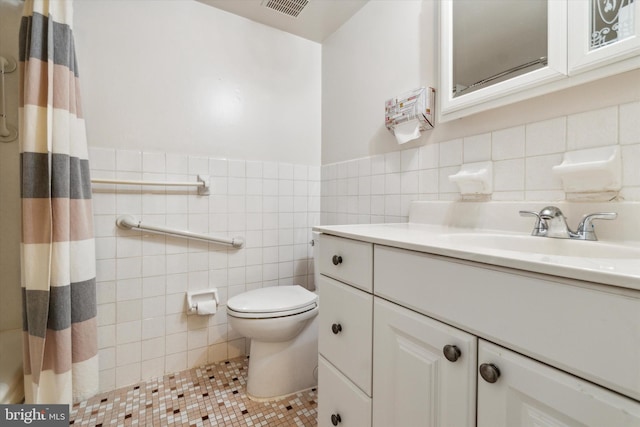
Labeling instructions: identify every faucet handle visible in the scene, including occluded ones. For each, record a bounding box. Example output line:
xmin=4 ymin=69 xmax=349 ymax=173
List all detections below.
xmin=519 ymin=210 xmax=547 ymax=236
xmin=576 ymin=212 xmax=617 ymax=241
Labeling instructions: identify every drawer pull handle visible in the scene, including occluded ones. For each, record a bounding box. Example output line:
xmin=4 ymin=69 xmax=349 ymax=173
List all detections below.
xmin=331 ymin=413 xmax=342 ymax=425
xmin=331 ymin=323 xmax=342 ymax=334
xmin=443 ymin=345 xmax=461 ymax=362
xmin=332 ymin=255 xmax=343 ymax=265
xmin=479 ymin=363 xmax=501 ymax=383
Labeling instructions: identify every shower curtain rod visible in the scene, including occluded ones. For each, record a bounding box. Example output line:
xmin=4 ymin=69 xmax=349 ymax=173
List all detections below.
xmin=91 ymin=174 xmax=210 ymax=195
xmin=116 ymin=215 xmax=244 ymax=248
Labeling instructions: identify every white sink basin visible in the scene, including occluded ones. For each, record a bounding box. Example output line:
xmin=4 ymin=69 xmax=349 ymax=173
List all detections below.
xmin=441 ymin=233 xmax=640 ymax=259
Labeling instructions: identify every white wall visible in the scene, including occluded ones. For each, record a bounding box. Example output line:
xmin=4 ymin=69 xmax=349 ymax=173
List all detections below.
xmin=321 ymin=0 xmax=640 ymax=225
xmin=0 ymin=0 xmax=24 ymax=334
xmin=322 ymin=0 xmax=432 ymax=164
xmin=75 ymin=0 xmax=321 ymax=165
xmin=73 ymin=0 xmax=322 ymax=391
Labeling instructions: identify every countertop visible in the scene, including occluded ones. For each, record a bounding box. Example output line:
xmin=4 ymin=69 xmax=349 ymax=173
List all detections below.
xmin=314 ymin=222 xmax=640 ymax=292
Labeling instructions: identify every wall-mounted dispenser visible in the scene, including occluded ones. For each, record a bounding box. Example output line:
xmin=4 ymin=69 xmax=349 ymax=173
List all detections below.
xmin=385 ymin=87 xmax=435 ymax=144
xmin=186 ymin=289 xmax=219 ymax=315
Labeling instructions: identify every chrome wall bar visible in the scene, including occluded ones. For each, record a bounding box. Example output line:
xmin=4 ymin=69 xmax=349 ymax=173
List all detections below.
xmin=116 ymin=215 xmax=243 ymax=248
xmin=91 ymin=174 xmax=210 ymax=195
xmin=0 ymin=55 xmax=18 ymax=143
xmin=456 ymin=56 xmax=548 ymax=95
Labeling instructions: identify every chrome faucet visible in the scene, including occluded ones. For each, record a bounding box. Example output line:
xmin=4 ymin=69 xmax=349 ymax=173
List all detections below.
xmin=519 ymin=206 xmax=617 ymax=241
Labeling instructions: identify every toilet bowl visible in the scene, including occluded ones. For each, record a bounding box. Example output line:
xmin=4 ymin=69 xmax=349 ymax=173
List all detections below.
xmin=227 ymin=285 xmax=319 ymax=400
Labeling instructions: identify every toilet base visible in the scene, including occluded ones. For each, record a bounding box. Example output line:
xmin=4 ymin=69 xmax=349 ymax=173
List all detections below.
xmin=246 ymin=315 xmax=318 ymax=400
xmin=247 ymin=385 xmax=317 ymax=402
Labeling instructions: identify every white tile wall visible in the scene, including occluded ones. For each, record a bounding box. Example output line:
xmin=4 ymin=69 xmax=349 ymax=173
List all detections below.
xmin=90 ymin=148 xmax=320 ymax=391
xmin=86 ymin=102 xmax=640 ymax=391
xmin=321 ymin=101 xmax=640 ymax=224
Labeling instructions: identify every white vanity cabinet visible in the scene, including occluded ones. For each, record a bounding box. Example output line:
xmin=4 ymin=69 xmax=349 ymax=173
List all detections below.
xmin=317 ymin=232 xmax=640 ymax=427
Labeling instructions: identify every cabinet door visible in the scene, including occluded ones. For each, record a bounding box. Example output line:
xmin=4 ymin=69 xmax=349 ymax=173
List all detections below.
xmin=568 ymin=0 xmax=640 ymax=74
xmin=478 ymin=340 xmax=640 ymax=427
xmin=318 ymin=275 xmax=373 ymax=396
xmin=372 ymin=298 xmax=477 ymax=427
xmin=318 ymin=356 xmax=371 ymax=427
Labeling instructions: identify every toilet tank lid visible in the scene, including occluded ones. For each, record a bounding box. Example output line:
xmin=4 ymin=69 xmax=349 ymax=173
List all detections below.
xmin=227 ymin=285 xmax=317 ymax=314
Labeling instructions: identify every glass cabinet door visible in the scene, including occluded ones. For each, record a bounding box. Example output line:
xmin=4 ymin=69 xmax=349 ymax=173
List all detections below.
xmin=569 ymin=0 xmax=640 ymax=74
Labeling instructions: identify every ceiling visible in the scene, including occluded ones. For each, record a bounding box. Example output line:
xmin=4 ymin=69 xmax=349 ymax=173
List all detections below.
xmin=195 ymin=0 xmax=369 ymax=43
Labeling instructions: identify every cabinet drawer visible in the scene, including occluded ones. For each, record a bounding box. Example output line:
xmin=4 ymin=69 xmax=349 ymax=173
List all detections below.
xmin=319 ymin=234 xmax=373 ymax=292
xmin=318 ymin=355 xmax=372 ymax=427
xmin=478 ymin=340 xmax=640 ymax=427
xmin=375 ymin=245 xmax=640 ymax=401
xmin=318 ymin=275 xmax=373 ymax=396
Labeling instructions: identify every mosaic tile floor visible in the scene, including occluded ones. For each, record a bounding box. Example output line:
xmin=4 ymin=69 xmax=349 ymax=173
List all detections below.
xmin=70 ymin=357 xmax=318 ymax=426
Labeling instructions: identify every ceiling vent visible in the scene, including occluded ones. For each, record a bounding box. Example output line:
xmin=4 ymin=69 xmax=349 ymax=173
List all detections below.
xmin=261 ymin=0 xmax=309 ymax=18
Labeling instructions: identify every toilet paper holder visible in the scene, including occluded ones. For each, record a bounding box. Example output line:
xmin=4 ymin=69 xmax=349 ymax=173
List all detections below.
xmin=186 ymin=288 xmax=219 ymax=315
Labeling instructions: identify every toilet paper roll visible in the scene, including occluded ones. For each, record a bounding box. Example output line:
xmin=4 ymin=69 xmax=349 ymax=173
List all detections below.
xmin=394 ymin=119 xmax=422 ymax=144
xmin=196 ymin=300 xmax=217 ymax=315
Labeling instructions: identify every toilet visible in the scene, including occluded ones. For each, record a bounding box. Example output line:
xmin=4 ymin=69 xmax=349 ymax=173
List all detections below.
xmin=227 ymin=284 xmax=319 ymax=400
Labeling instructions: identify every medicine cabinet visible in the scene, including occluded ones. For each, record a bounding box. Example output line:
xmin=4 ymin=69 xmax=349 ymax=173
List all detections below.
xmin=439 ymin=0 xmax=640 ymax=122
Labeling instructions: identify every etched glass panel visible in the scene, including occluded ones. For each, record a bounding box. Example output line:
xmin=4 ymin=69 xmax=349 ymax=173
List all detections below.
xmin=591 ymin=0 xmax=636 ymax=50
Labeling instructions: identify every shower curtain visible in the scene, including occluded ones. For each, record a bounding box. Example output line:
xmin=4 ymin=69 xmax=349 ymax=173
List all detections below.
xmin=19 ymin=0 xmax=98 ymax=404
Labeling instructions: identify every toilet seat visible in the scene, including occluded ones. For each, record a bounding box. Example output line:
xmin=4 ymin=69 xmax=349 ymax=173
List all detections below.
xmin=227 ymin=286 xmax=318 ymax=319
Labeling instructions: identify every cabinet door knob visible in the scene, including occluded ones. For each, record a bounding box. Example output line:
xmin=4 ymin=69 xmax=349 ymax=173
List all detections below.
xmin=331 ymin=323 xmax=342 ymax=334
xmin=331 ymin=413 xmax=342 ymax=425
xmin=332 ymin=255 xmax=343 ymax=265
xmin=479 ymin=363 xmax=501 ymax=383
xmin=443 ymin=344 xmax=461 ymax=362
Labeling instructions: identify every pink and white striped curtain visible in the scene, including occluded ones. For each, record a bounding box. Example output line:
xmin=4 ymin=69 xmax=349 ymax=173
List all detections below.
xmin=19 ymin=0 xmax=98 ymax=404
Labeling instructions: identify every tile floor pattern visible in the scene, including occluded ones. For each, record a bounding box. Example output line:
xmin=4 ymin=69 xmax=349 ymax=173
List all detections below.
xmin=70 ymin=357 xmax=318 ymax=426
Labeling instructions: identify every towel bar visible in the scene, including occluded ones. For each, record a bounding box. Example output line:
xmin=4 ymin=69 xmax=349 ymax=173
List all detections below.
xmin=91 ymin=174 xmax=210 ymax=195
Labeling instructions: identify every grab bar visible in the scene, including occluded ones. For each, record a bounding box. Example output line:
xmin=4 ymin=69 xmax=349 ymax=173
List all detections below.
xmin=116 ymin=215 xmax=243 ymax=248
xmin=91 ymin=174 xmax=210 ymax=195
xmin=0 ymin=55 xmax=18 ymax=143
